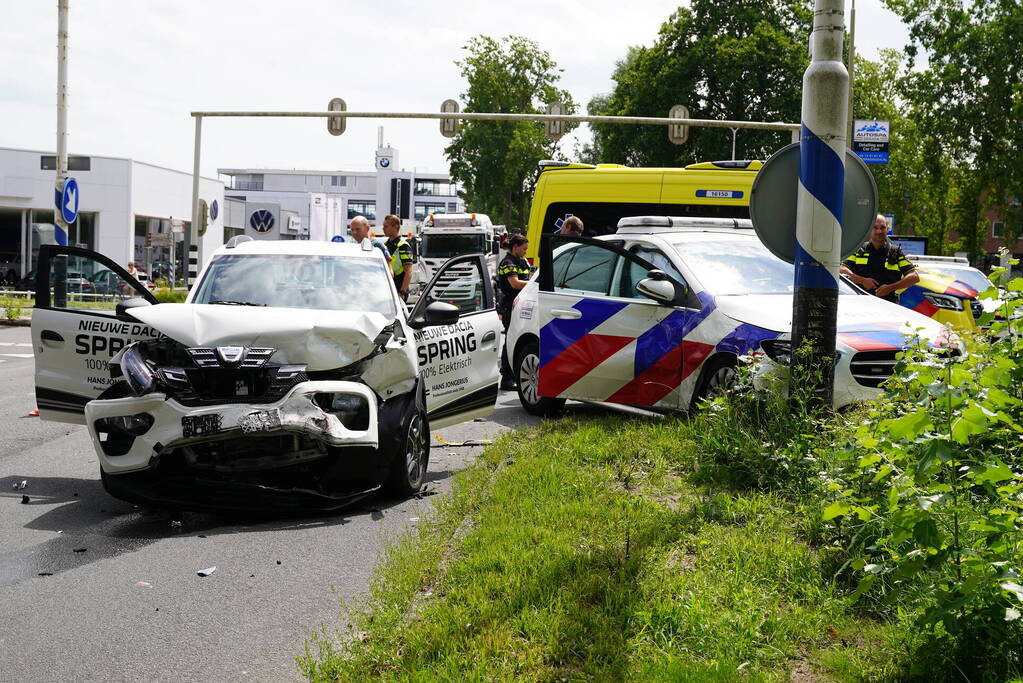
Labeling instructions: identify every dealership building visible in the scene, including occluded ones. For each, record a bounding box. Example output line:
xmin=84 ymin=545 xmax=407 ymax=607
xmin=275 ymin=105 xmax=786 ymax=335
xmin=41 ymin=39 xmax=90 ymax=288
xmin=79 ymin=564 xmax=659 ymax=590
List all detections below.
xmin=0 ymin=137 xmax=462 ymax=284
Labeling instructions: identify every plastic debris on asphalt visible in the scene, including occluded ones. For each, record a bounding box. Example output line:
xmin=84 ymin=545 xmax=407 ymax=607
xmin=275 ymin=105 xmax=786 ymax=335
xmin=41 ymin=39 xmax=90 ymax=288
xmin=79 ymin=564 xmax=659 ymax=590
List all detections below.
xmin=136 ymin=581 xmax=152 ymax=588
xmin=73 ymin=548 xmax=87 ymax=553
xmin=20 ymin=495 xmax=29 ymax=504
xmin=196 ymin=567 xmax=216 ymax=577
xmin=170 ymin=520 xmax=182 ymax=530
xmin=433 ymin=434 xmax=492 ymax=447
xmin=12 ymin=480 xmax=27 ymax=490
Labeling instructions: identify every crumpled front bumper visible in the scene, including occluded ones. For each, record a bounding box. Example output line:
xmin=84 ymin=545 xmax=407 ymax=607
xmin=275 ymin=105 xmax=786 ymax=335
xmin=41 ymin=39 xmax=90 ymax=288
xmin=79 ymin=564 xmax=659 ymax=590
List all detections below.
xmin=84 ymin=380 xmax=379 ymax=474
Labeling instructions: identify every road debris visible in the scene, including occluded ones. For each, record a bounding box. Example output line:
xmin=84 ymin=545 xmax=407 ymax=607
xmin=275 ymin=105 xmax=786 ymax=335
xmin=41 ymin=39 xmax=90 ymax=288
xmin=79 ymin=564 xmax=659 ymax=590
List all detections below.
xmin=196 ymin=567 xmax=216 ymax=577
xmin=73 ymin=548 xmax=87 ymax=553
xmin=12 ymin=480 xmax=27 ymax=490
xmin=136 ymin=581 xmax=152 ymax=588
xmin=170 ymin=520 xmax=182 ymax=530
xmin=20 ymin=495 xmax=29 ymax=504
xmin=276 ymin=560 xmax=282 ymax=565
xmin=38 ymin=572 xmax=52 ymax=576
xmin=433 ymin=434 xmax=492 ymax=447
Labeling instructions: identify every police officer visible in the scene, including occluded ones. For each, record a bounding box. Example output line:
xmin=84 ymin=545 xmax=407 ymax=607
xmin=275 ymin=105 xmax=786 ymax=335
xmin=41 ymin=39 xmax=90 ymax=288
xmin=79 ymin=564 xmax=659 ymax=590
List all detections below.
xmin=497 ymin=234 xmax=530 ymax=390
xmin=382 ymin=214 xmax=414 ymax=301
xmin=840 ymin=214 xmax=919 ymax=302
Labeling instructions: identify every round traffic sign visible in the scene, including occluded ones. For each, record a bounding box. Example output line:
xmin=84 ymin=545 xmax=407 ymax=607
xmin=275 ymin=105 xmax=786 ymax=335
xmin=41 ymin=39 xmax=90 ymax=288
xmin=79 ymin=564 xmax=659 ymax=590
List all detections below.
xmin=60 ymin=177 xmax=79 ymax=224
xmin=331 ymin=235 xmax=345 ymax=243
xmin=749 ymin=143 xmax=877 ymax=264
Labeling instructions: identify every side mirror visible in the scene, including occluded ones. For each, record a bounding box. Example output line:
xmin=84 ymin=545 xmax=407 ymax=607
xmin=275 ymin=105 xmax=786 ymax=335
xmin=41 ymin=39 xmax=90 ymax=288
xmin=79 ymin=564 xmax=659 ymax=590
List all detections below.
xmin=491 ymin=239 xmax=500 ymax=255
xmin=409 ymin=301 xmax=460 ymax=329
xmin=116 ymin=296 xmax=152 ymax=319
xmin=636 ymin=269 xmax=687 ymax=305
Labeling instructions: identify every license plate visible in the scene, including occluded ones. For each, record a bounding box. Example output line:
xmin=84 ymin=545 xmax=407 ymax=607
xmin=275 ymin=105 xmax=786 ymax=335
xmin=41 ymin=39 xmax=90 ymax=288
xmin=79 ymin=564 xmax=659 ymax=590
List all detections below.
xmin=182 ymin=413 xmax=223 ymax=438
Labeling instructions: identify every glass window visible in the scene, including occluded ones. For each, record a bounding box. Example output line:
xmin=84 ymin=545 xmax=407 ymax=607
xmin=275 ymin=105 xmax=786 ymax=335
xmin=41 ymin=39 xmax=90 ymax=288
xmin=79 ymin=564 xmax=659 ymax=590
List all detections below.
xmin=557 ymin=244 xmax=616 ymax=295
xmin=616 ymin=247 xmax=687 ymax=300
xmin=347 ymin=201 xmax=376 ymax=220
xmin=426 ymin=260 xmax=486 ymax=314
xmin=45 ymin=251 xmax=148 ymax=312
xmin=192 ymin=254 xmax=396 ymax=315
xmin=420 ymin=234 xmax=487 ymax=259
xmin=541 ymin=201 xmax=751 ymax=240
xmin=415 ymin=202 xmax=449 ymax=221
xmin=668 ymin=236 xmax=855 ymax=296
xmin=330 ymin=175 xmax=346 ymax=187
xmin=993 ymin=221 xmax=1005 ymax=238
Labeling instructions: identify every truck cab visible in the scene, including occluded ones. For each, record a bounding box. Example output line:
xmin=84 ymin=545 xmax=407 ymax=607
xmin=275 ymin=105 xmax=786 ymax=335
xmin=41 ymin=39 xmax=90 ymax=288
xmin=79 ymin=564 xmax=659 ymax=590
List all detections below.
xmin=418 ymin=212 xmax=499 ymax=282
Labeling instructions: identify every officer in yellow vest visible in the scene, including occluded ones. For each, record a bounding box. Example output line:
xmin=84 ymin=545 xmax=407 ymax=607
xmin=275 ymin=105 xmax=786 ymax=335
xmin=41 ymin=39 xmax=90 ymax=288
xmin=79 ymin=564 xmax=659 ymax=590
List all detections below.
xmin=382 ymin=214 xmax=413 ymax=301
xmin=840 ymin=214 xmax=919 ymax=302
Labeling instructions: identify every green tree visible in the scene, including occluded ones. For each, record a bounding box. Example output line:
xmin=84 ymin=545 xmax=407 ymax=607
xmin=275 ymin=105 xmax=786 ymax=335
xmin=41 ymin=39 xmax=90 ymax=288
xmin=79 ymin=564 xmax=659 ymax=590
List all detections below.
xmin=885 ymin=0 xmax=1023 ymax=257
xmin=852 ymin=50 xmax=960 ymax=253
xmin=444 ymin=36 xmax=575 ymax=228
xmin=587 ymin=0 xmax=811 ymax=167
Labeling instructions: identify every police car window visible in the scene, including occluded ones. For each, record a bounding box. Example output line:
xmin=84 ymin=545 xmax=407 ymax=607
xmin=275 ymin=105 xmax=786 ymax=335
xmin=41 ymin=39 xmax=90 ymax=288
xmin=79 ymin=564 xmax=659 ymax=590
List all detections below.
xmin=551 ymin=244 xmax=576 ymax=288
xmin=427 ymin=260 xmax=485 ymax=314
xmin=615 ymin=248 xmax=686 ymax=301
xmin=556 ymin=244 xmax=617 ymax=295
xmin=669 ymin=237 xmax=855 ymax=296
xmin=192 ymin=254 xmax=396 ymax=315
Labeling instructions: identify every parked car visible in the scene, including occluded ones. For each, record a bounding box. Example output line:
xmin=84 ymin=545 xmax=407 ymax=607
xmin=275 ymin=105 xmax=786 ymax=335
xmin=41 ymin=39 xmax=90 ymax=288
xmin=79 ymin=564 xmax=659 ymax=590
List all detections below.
xmin=505 ymin=216 xmax=955 ymax=416
xmin=907 ymin=254 xmax=996 ymax=323
xmin=134 ymin=270 xmax=156 ymax=290
xmin=91 ymin=269 xmax=133 ymax=297
xmin=30 ymin=239 xmax=501 ymax=513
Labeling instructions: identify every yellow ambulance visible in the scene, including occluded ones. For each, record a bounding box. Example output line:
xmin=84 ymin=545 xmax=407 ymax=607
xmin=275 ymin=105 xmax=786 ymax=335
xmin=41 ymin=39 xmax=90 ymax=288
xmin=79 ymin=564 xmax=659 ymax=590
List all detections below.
xmin=523 ymin=159 xmax=762 ymax=262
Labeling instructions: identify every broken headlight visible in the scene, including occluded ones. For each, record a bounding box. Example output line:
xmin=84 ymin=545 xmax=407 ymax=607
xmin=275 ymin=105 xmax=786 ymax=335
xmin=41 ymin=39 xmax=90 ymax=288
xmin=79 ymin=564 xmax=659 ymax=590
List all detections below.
xmin=95 ymin=413 xmax=154 ymax=436
xmin=121 ymin=346 xmax=156 ymax=395
xmin=315 ymin=393 xmax=370 ymax=431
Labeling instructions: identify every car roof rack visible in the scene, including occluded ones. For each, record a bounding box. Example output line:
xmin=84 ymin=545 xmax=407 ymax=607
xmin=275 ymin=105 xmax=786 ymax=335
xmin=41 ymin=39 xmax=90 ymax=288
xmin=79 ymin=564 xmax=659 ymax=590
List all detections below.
xmin=225 ymin=235 xmax=254 ymax=249
xmin=907 ymin=254 xmax=969 ymax=265
xmin=616 ymin=216 xmax=753 ymax=233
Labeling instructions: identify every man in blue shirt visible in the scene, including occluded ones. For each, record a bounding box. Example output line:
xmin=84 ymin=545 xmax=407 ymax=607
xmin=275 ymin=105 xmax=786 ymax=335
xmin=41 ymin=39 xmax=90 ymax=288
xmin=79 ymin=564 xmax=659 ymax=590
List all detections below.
xmin=346 ymin=216 xmax=390 ymax=260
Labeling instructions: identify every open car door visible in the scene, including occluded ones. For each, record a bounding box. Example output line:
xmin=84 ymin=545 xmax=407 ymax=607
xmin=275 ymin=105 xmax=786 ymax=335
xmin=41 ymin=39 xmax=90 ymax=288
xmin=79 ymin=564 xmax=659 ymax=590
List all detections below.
xmin=534 ymin=234 xmax=700 ymax=410
xmin=409 ymin=253 xmax=501 ymax=429
xmin=32 ymin=245 xmax=161 ymax=424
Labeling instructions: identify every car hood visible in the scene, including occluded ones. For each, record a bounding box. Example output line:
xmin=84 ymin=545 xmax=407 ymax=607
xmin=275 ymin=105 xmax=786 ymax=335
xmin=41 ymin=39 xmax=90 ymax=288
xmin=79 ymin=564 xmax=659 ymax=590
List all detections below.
xmin=127 ymin=303 xmax=402 ymax=372
xmin=714 ymin=293 xmax=946 ymax=336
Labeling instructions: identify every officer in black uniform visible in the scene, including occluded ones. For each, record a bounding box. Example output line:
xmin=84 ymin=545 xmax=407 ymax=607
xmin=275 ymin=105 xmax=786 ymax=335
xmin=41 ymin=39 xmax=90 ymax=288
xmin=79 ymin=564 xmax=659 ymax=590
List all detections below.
xmin=840 ymin=214 xmax=919 ymax=302
xmin=497 ymin=234 xmax=530 ymax=390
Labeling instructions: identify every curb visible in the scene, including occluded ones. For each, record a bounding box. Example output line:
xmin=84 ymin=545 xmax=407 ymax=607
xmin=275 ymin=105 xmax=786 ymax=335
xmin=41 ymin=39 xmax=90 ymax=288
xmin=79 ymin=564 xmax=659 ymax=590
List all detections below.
xmin=0 ymin=319 xmax=31 ymax=328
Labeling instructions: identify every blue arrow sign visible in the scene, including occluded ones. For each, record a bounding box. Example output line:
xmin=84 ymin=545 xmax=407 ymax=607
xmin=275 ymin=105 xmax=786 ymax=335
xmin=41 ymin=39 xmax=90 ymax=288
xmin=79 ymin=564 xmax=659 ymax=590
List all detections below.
xmin=61 ymin=177 xmax=79 ymax=225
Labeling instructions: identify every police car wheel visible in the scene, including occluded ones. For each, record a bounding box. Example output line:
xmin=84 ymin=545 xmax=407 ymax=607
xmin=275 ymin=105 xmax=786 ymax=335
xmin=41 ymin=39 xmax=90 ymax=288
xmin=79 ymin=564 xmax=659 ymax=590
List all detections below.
xmin=385 ymin=405 xmax=429 ymax=496
xmin=515 ymin=342 xmax=566 ymax=417
xmin=690 ymin=356 xmax=737 ymax=409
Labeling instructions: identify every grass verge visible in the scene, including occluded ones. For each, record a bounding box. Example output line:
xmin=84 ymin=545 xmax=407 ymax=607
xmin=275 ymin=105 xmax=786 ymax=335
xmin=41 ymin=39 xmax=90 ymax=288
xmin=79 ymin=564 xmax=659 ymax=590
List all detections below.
xmin=299 ymin=413 xmax=913 ymax=682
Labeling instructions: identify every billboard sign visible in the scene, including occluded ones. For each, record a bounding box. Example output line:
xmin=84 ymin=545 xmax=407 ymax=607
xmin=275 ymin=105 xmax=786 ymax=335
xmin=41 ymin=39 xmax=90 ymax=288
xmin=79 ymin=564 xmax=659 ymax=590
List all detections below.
xmin=853 ymin=119 xmax=890 ymax=164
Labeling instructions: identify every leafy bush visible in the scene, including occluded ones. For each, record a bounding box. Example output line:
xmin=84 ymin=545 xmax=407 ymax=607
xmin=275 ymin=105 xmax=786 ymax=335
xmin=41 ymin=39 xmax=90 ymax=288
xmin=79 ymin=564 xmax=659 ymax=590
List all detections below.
xmin=826 ymin=271 xmax=1023 ymax=679
xmin=2 ymin=295 xmax=24 ymax=322
xmin=153 ymin=288 xmax=187 ymax=303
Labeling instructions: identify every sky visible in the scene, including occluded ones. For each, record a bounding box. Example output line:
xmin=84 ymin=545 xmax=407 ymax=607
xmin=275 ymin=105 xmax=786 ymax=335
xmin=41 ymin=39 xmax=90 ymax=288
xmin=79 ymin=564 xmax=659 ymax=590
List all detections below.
xmin=2 ymin=1 xmax=912 ymax=180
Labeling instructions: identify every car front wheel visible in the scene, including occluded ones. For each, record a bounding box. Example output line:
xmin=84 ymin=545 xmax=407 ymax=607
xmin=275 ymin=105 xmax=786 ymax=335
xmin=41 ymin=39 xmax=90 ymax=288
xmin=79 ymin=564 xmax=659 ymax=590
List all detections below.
xmin=385 ymin=402 xmax=429 ymax=496
xmin=690 ymin=355 xmax=737 ymax=408
xmin=515 ymin=341 xmax=566 ymax=417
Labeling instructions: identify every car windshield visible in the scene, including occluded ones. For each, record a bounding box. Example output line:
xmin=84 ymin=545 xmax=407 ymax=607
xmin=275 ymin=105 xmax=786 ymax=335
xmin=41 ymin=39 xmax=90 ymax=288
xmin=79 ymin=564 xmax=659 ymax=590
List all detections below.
xmin=668 ymin=236 xmax=856 ymax=295
xmin=421 ymin=234 xmax=487 ymax=259
xmin=920 ymin=265 xmax=992 ymax=293
xmin=192 ymin=254 xmax=396 ymax=315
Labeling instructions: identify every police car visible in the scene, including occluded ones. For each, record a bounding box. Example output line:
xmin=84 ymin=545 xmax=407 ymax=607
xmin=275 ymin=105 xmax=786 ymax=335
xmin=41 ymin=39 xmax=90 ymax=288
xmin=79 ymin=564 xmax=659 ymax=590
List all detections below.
xmin=30 ymin=237 xmax=501 ymax=512
xmin=504 ymin=216 xmax=954 ymax=416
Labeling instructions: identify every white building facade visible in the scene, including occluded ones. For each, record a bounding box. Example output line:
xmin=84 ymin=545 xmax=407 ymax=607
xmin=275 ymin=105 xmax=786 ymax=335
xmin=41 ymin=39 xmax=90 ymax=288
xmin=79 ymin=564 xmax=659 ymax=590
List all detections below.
xmin=219 ymin=140 xmax=464 ymax=242
xmin=0 ymin=146 xmax=224 ymax=284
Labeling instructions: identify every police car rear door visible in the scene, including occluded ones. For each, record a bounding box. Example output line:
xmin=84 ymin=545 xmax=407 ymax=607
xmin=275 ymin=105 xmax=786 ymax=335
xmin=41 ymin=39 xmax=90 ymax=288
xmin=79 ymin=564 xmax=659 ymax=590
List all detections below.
xmin=31 ymin=245 xmax=160 ymax=424
xmin=535 ymin=234 xmax=693 ymax=409
xmin=411 ymin=253 xmax=501 ymax=428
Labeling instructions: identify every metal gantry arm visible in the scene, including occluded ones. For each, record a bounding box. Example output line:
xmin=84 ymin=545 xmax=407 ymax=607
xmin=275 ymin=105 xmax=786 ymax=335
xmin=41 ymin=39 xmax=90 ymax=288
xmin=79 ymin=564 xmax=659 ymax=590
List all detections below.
xmin=188 ymin=108 xmax=801 ymax=284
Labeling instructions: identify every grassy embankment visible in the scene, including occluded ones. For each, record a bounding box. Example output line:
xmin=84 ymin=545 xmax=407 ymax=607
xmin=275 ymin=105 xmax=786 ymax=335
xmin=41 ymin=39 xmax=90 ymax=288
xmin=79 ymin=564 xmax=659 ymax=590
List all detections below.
xmin=301 ymin=408 xmax=914 ymax=681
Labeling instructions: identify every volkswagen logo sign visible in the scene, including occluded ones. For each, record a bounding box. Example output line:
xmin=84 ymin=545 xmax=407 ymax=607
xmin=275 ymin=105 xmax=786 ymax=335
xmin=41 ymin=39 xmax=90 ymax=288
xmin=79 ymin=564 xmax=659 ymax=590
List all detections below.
xmin=249 ymin=209 xmax=275 ymax=233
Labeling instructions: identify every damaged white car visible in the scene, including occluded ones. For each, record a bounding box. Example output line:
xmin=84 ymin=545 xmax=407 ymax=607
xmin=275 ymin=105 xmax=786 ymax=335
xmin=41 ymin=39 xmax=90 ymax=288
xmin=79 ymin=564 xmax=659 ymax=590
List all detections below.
xmin=31 ymin=238 xmax=501 ymax=513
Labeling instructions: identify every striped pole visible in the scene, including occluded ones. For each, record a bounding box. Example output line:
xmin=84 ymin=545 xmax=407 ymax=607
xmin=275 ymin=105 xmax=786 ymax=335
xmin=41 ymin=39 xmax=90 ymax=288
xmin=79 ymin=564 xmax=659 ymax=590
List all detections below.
xmin=188 ymin=244 xmax=199 ymax=287
xmin=791 ymin=0 xmax=849 ymax=407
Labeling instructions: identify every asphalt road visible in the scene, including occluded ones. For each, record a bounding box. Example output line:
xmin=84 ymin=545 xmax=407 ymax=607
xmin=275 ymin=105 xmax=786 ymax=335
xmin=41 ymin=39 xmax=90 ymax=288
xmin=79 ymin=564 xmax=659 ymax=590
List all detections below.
xmin=0 ymin=324 xmax=539 ymax=682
